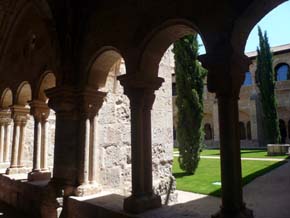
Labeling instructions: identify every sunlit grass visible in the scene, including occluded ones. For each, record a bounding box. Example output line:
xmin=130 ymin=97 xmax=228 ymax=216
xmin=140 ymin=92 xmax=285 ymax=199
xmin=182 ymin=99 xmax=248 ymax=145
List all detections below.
xmin=173 ymin=157 xmax=286 ymax=197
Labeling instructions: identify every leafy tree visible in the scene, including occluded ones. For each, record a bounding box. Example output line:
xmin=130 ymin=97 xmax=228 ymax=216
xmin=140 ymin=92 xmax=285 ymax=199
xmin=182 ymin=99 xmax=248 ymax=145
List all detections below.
xmin=255 ymin=27 xmax=281 ymax=144
xmin=173 ymin=35 xmax=207 ymax=174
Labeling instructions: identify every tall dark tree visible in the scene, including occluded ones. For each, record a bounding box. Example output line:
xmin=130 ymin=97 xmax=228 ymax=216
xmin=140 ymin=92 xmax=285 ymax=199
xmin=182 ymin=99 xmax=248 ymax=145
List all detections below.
xmin=255 ymin=27 xmax=281 ymax=144
xmin=173 ymin=35 xmax=207 ymax=174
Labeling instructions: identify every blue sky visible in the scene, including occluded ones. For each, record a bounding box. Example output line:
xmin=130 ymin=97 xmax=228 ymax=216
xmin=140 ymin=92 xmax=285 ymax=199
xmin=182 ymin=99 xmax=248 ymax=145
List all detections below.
xmin=198 ymin=1 xmax=290 ymax=54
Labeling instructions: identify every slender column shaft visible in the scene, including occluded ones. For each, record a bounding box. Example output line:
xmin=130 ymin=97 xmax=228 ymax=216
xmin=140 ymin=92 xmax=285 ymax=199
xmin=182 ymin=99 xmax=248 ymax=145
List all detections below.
xmin=41 ymin=119 xmax=49 ymax=170
xmin=32 ymin=120 xmax=42 ymax=171
xmin=11 ymin=123 xmax=20 ymax=167
xmin=4 ymin=123 xmax=11 ymax=162
xmin=18 ymin=122 xmax=26 ymax=167
xmin=0 ymin=124 xmax=4 ymax=162
xmin=143 ymin=97 xmax=154 ymax=194
xmin=218 ymin=96 xmax=243 ymax=213
xmin=89 ymin=116 xmax=98 ymax=183
xmin=80 ymin=118 xmax=90 ymax=185
xmin=130 ymin=98 xmax=145 ymax=196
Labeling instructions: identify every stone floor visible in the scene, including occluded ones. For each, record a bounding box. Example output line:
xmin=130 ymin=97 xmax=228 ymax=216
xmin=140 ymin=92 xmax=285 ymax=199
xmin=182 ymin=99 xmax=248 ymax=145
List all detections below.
xmin=69 ymin=161 xmax=290 ymax=218
xmin=0 ymin=201 xmax=30 ymax=218
xmin=0 ymin=161 xmax=289 ymax=218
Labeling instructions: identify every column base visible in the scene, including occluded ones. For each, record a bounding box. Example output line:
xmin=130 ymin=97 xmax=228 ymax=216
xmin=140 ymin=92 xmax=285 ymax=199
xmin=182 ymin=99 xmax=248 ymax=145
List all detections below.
xmin=123 ymin=193 xmax=161 ymax=214
xmin=6 ymin=166 xmax=30 ymax=175
xmin=75 ymin=183 xmax=101 ymax=196
xmin=212 ymin=206 xmax=254 ymax=218
xmin=28 ymin=171 xmax=51 ymax=181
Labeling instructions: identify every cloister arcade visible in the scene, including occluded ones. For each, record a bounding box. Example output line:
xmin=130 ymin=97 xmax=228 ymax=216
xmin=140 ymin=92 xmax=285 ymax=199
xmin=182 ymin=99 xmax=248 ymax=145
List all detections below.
xmin=0 ymin=0 xmax=289 ymax=218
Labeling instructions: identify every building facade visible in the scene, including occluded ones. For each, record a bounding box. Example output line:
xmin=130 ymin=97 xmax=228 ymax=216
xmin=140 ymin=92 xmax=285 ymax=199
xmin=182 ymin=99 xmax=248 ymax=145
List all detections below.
xmin=173 ymin=44 xmax=290 ymax=148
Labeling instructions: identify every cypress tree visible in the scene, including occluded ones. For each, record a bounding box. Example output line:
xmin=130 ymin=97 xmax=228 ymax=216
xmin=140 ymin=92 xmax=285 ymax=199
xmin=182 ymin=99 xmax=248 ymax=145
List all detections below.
xmin=173 ymin=35 xmax=207 ymax=174
xmin=255 ymin=27 xmax=281 ymax=144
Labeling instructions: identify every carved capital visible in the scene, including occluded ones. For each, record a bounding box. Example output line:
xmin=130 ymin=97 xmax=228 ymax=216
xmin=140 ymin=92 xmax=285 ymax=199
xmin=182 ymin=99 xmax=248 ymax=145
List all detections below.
xmin=29 ymin=100 xmax=50 ymax=122
xmin=45 ymin=86 xmax=78 ymax=119
xmin=118 ymin=74 xmax=163 ymax=110
xmin=10 ymin=105 xmax=30 ymax=125
xmin=199 ymin=52 xmax=250 ymax=98
xmin=77 ymin=87 xmax=106 ymax=119
xmin=0 ymin=109 xmax=12 ymax=125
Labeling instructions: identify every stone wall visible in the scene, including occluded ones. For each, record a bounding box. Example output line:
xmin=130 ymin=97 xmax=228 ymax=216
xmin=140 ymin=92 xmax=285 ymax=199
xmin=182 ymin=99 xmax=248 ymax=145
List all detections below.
xmin=97 ymin=49 xmax=175 ymax=201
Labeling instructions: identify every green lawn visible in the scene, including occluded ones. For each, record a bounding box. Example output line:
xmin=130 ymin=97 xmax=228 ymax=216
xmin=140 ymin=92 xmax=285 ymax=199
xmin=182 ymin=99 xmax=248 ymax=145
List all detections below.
xmin=173 ymin=157 xmax=286 ymax=197
xmin=174 ymin=148 xmax=289 ymax=159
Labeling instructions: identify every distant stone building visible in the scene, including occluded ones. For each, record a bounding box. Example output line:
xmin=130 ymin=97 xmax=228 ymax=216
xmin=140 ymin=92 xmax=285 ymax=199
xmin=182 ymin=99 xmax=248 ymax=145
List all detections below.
xmin=172 ymin=44 xmax=290 ymax=148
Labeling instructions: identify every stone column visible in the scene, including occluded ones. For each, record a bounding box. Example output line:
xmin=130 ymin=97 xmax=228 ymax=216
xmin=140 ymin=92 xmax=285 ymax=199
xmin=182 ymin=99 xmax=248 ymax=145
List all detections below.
xmin=28 ymin=100 xmax=51 ymax=181
xmin=6 ymin=105 xmax=29 ymax=174
xmin=4 ymin=119 xmax=12 ymax=162
xmin=45 ymin=86 xmax=78 ymax=188
xmin=118 ymin=74 xmax=164 ymax=214
xmin=75 ymin=88 xmax=106 ymax=196
xmin=0 ymin=110 xmax=12 ymax=166
xmin=200 ymin=52 xmax=253 ymax=218
xmin=0 ymin=122 xmax=4 ymax=163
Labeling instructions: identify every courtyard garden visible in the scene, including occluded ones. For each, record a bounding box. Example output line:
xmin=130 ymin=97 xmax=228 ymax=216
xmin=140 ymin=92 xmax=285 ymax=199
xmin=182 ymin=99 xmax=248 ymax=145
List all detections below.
xmin=172 ymin=149 xmax=288 ymax=197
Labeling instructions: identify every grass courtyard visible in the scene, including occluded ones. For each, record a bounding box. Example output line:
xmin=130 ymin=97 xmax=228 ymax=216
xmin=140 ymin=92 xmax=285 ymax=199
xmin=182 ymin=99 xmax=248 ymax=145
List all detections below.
xmin=172 ymin=149 xmax=288 ymax=197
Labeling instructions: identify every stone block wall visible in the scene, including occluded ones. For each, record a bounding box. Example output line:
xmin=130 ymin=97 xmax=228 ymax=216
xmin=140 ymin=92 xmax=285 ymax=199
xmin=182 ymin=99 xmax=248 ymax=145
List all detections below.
xmin=97 ymin=48 xmax=175 ymax=201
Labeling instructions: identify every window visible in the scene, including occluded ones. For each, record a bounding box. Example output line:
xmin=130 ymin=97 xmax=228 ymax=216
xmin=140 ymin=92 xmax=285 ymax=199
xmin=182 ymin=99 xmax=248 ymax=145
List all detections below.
xmin=239 ymin=122 xmax=246 ymax=140
xmin=243 ymin=71 xmax=252 ymax=86
xmin=275 ymin=64 xmax=290 ymax=81
xmin=246 ymin=121 xmax=252 ymax=140
xmin=279 ymin=119 xmax=287 ymax=143
xmin=204 ymin=123 xmax=213 ymax=140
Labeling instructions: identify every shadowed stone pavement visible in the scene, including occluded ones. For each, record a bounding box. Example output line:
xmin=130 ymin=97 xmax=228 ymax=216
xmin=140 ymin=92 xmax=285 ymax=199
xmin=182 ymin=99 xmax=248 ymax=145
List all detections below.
xmin=0 ymin=201 xmax=30 ymax=218
xmin=1 ymin=161 xmax=289 ymax=218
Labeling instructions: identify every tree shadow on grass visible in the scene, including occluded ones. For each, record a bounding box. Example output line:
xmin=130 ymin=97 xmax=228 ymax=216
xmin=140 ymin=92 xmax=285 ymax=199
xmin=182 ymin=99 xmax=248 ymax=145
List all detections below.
xmin=209 ymin=160 xmax=287 ymax=197
xmin=174 ymin=160 xmax=287 ymax=198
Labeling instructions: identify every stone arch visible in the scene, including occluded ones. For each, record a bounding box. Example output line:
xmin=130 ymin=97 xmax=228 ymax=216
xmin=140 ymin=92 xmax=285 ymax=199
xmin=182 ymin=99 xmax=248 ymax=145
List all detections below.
xmin=16 ymin=81 xmax=32 ymax=106
xmin=279 ymin=119 xmax=287 ymax=143
xmin=0 ymin=88 xmax=13 ymax=109
xmin=204 ymin=123 xmax=213 ymax=140
xmin=36 ymin=72 xmax=56 ymax=102
xmin=139 ymin=20 xmax=205 ymax=79
xmin=239 ymin=122 xmax=246 ymax=140
xmin=87 ymin=47 xmax=123 ymax=89
xmin=232 ymin=0 xmax=288 ymax=53
xmin=246 ymin=121 xmax=252 ymax=140
xmin=274 ymin=63 xmax=290 ymax=81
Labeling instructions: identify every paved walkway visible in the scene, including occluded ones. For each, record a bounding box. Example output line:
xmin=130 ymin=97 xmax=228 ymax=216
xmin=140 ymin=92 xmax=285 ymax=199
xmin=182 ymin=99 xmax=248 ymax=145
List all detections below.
xmin=173 ymin=152 xmax=288 ymax=161
xmin=142 ymin=161 xmax=290 ymax=218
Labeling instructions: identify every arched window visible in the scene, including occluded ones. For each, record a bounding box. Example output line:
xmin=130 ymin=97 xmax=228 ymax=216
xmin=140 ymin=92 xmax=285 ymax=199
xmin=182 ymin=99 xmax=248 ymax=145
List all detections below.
xmin=275 ymin=64 xmax=290 ymax=81
xmin=204 ymin=123 xmax=213 ymax=140
xmin=246 ymin=121 xmax=252 ymax=140
xmin=279 ymin=119 xmax=287 ymax=143
xmin=243 ymin=71 xmax=252 ymax=86
xmin=239 ymin=122 xmax=246 ymax=140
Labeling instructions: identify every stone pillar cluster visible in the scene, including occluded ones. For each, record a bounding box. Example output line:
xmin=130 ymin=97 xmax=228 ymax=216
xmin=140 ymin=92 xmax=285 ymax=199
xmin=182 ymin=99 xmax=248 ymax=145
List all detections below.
xmin=28 ymin=100 xmax=51 ymax=181
xmin=6 ymin=105 xmax=29 ymax=174
xmin=0 ymin=110 xmax=12 ymax=166
xmin=118 ymin=74 xmax=164 ymax=213
xmin=75 ymin=88 xmax=106 ymax=196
